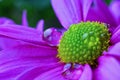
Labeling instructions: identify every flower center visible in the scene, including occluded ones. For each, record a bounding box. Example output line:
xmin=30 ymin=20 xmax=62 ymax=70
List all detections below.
xmin=58 ymin=21 xmax=110 ymax=65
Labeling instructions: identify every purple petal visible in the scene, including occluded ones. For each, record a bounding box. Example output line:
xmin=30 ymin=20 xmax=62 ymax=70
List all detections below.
xmin=0 ymin=43 xmax=59 ymax=79
xmin=0 ymin=60 xmax=41 ymax=79
xmin=0 ymin=24 xmax=46 ymax=45
xmin=0 ymin=43 xmax=58 ymax=63
xmin=0 ymin=37 xmax=24 ymax=50
xmin=106 ymin=42 xmax=120 ymax=56
xmin=93 ymin=56 xmax=120 ymax=80
xmin=0 ymin=62 xmax=61 ymax=80
xmin=34 ymin=64 xmax=65 ymax=80
xmin=79 ymin=64 xmax=92 ymax=80
xmin=112 ymin=24 xmax=120 ymax=34
xmin=51 ymin=0 xmax=93 ymax=29
xmin=15 ymin=63 xmax=64 ymax=80
xmin=34 ymin=64 xmax=92 ymax=80
xmin=110 ymin=0 xmax=120 ymax=24
xmin=36 ymin=19 xmax=44 ymax=34
xmin=43 ymin=27 xmax=62 ymax=46
xmin=51 ymin=0 xmax=82 ymax=29
xmin=82 ymin=0 xmax=93 ymax=21
xmin=110 ymin=25 xmax=120 ymax=44
xmin=87 ymin=0 xmax=118 ymax=31
xmin=0 ymin=17 xmax=15 ymax=24
xmin=22 ymin=10 xmax=29 ymax=26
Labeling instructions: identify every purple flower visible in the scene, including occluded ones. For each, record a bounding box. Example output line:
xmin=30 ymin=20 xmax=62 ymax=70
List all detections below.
xmin=0 ymin=0 xmax=120 ymax=80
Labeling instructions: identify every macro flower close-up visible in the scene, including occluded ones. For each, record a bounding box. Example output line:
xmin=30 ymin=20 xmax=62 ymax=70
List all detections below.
xmin=0 ymin=0 xmax=120 ymax=80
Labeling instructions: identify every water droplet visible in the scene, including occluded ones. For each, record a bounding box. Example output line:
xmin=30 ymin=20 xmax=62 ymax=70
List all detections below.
xmin=82 ymin=33 xmax=88 ymax=39
xmin=63 ymin=63 xmax=72 ymax=72
xmin=73 ymin=63 xmax=82 ymax=69
xmin=44 ymin=29 xmax=52 ymax=38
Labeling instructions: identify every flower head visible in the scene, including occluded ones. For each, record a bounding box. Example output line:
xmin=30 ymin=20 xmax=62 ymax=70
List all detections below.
xmin=58 ymin=22 xmax=110 ymax=65
xmin=0 ymin=0 xmax=120 ymax=80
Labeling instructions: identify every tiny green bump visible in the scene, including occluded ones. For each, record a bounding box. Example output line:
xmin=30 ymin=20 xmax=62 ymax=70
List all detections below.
xmin=84 ymin=39 xmax=88 ymax=44
xmin=88 ymin=42 xmax=94 ymax=47
xmin=79 ymin=57 xmax=82 ymax=61
xmin=58 ymin=21 xmax=110 ymax=65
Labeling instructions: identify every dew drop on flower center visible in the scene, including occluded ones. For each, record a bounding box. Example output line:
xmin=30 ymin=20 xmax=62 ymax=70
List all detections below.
xmin=58 ymin=21 xmax=110 ymax=65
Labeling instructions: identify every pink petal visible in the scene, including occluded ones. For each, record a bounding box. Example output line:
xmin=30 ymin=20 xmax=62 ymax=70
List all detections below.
xmin=51 ymin=0 xmax=82 ymax=29
xmin=15 ymin=63 xmax=63 ymax=80
xmin=51 ymin=0 xmax=93 ymax=29
xmin=36 ymin=19 xmax=44 ymax=34
xmin=0 ymin=24 xmax=45 ymax=45
xmin=110 ymin=25 xmax=120 ymax=44
xmin=95 ymin=0 xmax=118 ymax=28
xmin=0 ymin=60 xmax=41 ymax=79
xmin=0 ymin=61 xmax=61 ymax=80
xmin=0 ymin=37 xmax=24 ymax=50
xmin=113 ymin=24 xmax=120 ymax=34
xmin=110 ymin=0 xmax=120 ymax=24
xmin=34 ymin=64 xmax=65 ymax=80
xmin=87 ymin=0 xmax=118 ymax=31
xmin=93 ymin=56 xmax=120 ymax=80
xmin=22 ymin=10 xmax=29 ymax=26
xmin=107 ymin=42 xmax=120 ymax=56
xmin=0 ymin=43 xmax=59 ymax=79
xmin=82 ymin=0 xmax=93 ymax=21
xmin=0 ymin=43 xmax=58 ymax=63
xmin=80 ymin=64 xmax=92 ymax=80
xmin=0 ymin=17 xmax=15 ymax=24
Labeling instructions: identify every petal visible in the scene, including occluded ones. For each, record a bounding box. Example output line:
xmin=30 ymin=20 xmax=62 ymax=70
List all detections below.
xmin=105 ymin=42 xmax=120 ymax=57
xmin=0 ymin=43 xmax=58 ymax=63
xmin=110 ymin=0 xmax=120 ymax=24
xmin=51 ymin=0 xmax=82 ymax=29
xmin=0 ymin=43 xmax=59 ymax=79
xmin=51 ymin=0 xmax=93 ymax=29
xmin=0 ymin=62 xmax=61 ymax=80
xmin=79 ymin=64 xmax=92 ymax=80
xmin=36 ymin=19 xmax=44 ymax=33
xmin=82 ymin=0 xmax=93 ymax=21
xmin=0 ymin=37 xmax=24 ymax=50
xmin=0 ymin=17 xmax=15 ymax=24
xmin=0 ymin=60 xmax=40 ymax=80
xmin=112 ymin=24 xmax=120 ymax=34
xmin=110 ymin=25 xmax=120 ymax=44
xmin=0 ymin=24 xmax=45 ymax=45
xmin=34 ymin=64 xmax=65 ymax=80
xmin=87 ymin=0 xmax=118 ymax=31
xmin=93 ymin=56 xmax=120 ymax=80
xmin=43 ymin=28 xmax=62 ymax=46
xmin=22 ymin=10 xmax=29 ymax=26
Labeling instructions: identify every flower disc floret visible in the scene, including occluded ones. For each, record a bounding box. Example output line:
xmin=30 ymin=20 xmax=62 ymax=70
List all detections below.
xmin=58 ymin=21 xmax=110 ymax=65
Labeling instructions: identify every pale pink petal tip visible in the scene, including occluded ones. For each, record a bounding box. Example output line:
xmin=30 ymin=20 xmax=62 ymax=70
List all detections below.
xmin=0 ymin=17 xmax=15 ymax=24
xmin=36 ymin=20 xmax=44 ymax=33
xmin=22 ymin=10 xmax=28 ymax=26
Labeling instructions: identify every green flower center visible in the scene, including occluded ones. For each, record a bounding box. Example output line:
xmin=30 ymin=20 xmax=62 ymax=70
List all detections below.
xmin=58 ymin=21 xmax=110 ymax=65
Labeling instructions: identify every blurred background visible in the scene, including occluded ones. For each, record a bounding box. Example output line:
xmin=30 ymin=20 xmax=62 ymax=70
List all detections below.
xmin=0 ymin=0 xmax=111 ymax=29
